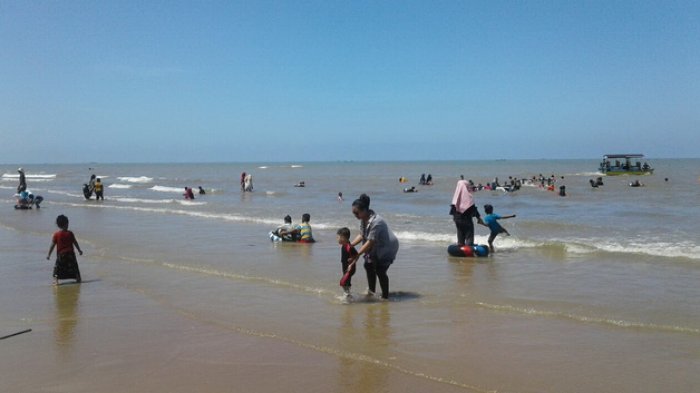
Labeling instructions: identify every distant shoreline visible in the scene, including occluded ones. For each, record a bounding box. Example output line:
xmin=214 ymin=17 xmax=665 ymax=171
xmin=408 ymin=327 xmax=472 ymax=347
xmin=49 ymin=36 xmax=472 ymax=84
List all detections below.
xmin=2 ymin=157 xmax=698 ymax=166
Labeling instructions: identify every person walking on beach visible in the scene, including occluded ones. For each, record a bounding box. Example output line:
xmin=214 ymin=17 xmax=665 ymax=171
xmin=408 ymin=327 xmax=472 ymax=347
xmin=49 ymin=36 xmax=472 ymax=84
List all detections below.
xmin=483 ymin=204 xmax=515 ymax=252
xmin=348 ymin=194 xmax=399 ymax=300
xmin=17 ymin=168 xmax=26 ymax=193
xmin=450 ymin=179 xmax=484 ymax=246
xmin=47 ymin=215 xmax=83 ymax=285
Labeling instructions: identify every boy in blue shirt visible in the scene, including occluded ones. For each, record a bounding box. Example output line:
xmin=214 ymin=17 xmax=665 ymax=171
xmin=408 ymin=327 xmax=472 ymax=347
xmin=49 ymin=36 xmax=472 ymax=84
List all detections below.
xmin=483 ymin=204 xmax=516 ymax=252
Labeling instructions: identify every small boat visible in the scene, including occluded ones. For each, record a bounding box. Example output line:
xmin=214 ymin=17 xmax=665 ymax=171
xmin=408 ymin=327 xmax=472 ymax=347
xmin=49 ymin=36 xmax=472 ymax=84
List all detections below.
xmin=599 ymin=154 xmax=654 ymax=176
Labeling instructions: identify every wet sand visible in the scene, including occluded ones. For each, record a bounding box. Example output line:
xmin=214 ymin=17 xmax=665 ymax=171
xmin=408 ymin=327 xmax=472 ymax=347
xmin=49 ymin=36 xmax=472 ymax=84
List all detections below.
xmin=0 ymin=228 xmax=473 ymax=393
xmin=1 ymin=270 xmax=472 ymax=393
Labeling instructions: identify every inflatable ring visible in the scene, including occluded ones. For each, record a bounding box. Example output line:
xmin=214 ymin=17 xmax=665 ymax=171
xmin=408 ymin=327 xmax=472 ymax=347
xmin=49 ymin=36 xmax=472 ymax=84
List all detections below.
xmin=447 ymin=244 xmax=490 ymax=257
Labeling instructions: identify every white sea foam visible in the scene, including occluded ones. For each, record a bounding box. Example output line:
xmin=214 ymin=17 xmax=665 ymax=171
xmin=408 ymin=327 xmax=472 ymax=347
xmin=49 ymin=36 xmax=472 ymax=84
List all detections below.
xmin=394 ymin=231 xmax=454 ymax=243
xmin=109 ymin=184 xmax=133 ymax=189
xmin=392 ymin=231 xmax=542 ymax=249
xmin=53 ymin=201 xmax=281 ymax=227
xmin=571 ymin=239 xmax=700 ymax=260
xmin=177 ymin=200 xmax=206 ymax=206
xmin=475 ymin=302 xmax=700 ymax=335
xmin=2 ymin=173 xmax=57 ymax=179
xmin=113 ymin=197 xmax=175 ymax=204
xmin=112 ymin=197 xmax=206 ymax=206
xmin=45 ymin=189 xmax=85 ymax=199
xmin=290 ymin=165 xmax=303 ymax=168
xmin=150 ymin=185 xmax=185 ymax=193
xmin=118 ymin=176 xmax=153 ymax=183
xmin=258 ymin=166 xmax=268 ymax=169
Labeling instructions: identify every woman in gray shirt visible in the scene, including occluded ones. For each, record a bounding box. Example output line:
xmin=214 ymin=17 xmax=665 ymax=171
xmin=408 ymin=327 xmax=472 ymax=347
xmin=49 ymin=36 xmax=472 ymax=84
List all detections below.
xmin=349 ymin=194 xmax=399 ymax=299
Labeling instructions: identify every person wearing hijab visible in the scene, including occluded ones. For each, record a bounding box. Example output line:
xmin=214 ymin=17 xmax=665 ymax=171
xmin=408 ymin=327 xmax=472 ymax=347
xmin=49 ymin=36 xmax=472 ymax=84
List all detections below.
xmin=17 ymin=168 xmax=26 ymax=193
xmin=450 ymin=179 xmax=484 ymax=246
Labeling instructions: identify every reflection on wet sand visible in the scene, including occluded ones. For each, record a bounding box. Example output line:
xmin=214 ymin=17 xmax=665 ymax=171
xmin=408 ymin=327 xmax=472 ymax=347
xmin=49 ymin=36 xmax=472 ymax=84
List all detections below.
xmin=53 ymin=283 xmax=81 ymax=349
xmin=337 ymin=303 xmax=392 ymax=392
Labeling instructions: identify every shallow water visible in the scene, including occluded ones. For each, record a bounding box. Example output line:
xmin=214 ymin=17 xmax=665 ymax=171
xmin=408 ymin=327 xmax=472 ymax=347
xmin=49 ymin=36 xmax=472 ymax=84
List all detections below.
xmin=1 ymin=159 xmax=699 ymax=392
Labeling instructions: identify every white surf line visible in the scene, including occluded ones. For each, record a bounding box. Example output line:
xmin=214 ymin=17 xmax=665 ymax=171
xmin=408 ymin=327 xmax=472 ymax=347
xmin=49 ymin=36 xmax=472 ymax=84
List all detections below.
xmin=474 ymin=301 xmax=700 ymax=335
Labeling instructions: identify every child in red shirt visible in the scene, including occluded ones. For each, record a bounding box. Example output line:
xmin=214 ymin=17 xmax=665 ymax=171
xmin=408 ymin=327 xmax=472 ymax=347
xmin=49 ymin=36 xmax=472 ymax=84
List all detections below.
xmin=47 ymin=215 xmax=83 ymax=285
xmin=337 ymin=227 xmax=358 ymax=295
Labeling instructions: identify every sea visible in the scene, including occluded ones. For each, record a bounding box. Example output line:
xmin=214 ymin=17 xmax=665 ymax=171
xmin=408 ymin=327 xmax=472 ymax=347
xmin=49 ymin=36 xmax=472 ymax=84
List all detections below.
xmin=1 ymin=159 xmax=699 ymax=393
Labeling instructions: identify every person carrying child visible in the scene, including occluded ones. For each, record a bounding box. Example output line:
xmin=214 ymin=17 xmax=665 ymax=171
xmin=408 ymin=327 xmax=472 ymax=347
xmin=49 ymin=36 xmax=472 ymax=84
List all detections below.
xmin=46 ymin=215 xmax=83 ymax=285
xmin=483 ymin=204 xmax=515 ymax=253
xmin=337 ymin=227 xmax=358 ymax=295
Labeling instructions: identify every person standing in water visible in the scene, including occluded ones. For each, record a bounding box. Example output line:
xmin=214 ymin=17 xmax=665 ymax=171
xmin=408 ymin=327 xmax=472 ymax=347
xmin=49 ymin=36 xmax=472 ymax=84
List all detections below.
xmin=88 ymin=174 xmax=97 ymax=194
xmin=47 ymin=215 xmax=83 ymax=285
xmin=348 ymin=194 xmax=399 ymax=300
xmin=94 ymin=178 xmax=104 ymax=200
xmin=17 ymin=168 xmax=26 ymax=193
xmin=450 ymin=178 xmax=484 ymax=246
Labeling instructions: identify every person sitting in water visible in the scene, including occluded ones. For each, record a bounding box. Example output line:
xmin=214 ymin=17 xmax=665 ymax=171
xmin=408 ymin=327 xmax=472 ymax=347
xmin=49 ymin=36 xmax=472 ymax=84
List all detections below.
xmin=403 ymin=186 xmax=417 ymax=193
xmin=183 ymin=187 xmax=195 ymax=199
xmin=589 ymin=179 xmax=599 ymax=188
xmin=630 ymin=180 xmax=644 ymax=187
xmin=289 ymin=213 xmax=315 ymax=243
xmin=198 ymin=186 xmax=206 ymax=195
xmin=419 ymin=174 xmax=426 ymax=185
xmin=294 ymin=181 xmax=306 ymax=187
xmin=15 ymin=191 xmax=31 ymax=209
xmin=425 ymin=174 xmax=433 ymax=185
xmin=273 ymin=215 xmax=296 ymax=241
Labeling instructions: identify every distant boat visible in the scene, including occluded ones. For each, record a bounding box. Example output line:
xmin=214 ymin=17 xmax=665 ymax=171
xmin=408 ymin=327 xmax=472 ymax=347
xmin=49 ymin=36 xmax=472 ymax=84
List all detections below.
xmin=599 ymin=154 xmax=654 ymax=176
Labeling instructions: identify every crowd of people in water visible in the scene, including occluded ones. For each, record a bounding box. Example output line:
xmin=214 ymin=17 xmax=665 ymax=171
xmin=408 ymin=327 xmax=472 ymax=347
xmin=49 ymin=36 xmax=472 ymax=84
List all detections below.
xmin=12 ymin=165 xmax=662 ymax=298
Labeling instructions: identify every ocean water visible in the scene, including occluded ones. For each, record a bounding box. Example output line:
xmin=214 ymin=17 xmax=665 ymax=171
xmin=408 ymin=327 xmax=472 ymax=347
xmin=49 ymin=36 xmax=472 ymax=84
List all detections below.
xmin=1 ymin=159 xmax=699 ymax=393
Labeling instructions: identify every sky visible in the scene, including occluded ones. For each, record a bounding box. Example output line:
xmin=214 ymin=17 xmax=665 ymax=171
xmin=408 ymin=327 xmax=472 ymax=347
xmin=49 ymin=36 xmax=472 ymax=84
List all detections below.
xmin=1 ymin=0 xmax=698 ymax=163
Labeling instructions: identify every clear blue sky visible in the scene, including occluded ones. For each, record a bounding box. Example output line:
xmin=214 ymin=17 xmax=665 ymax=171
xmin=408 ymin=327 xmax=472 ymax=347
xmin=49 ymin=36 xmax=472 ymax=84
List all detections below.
xmin=1 ymin=0 xmax=698 ymax=163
